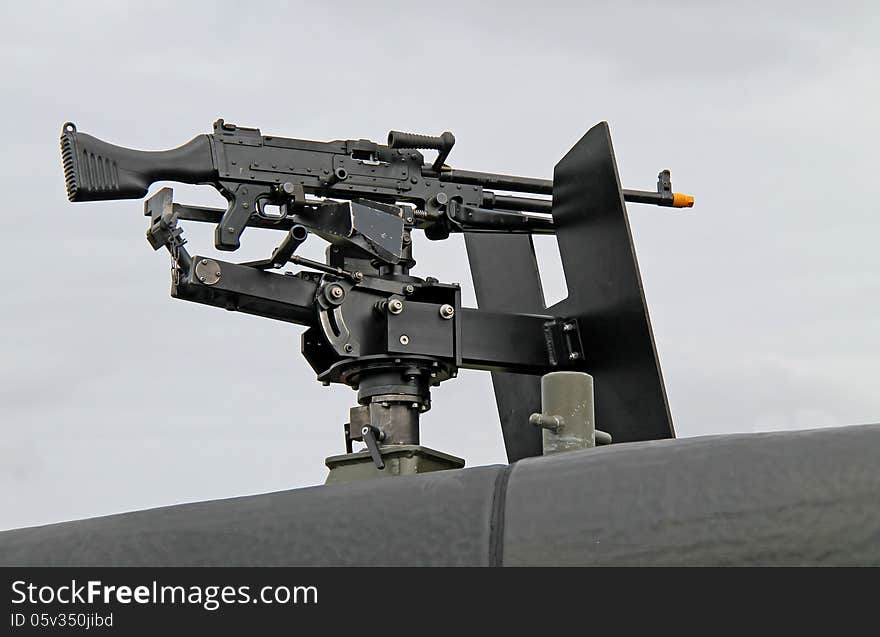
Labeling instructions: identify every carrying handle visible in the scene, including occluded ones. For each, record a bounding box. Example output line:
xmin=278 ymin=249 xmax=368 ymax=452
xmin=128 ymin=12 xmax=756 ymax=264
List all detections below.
xmin=387 ymin=130 xmax=456 ymax=172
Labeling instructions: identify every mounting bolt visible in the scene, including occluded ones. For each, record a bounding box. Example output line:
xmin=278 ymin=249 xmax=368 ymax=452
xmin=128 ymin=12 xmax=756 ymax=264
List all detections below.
xmin=439 ymin=304 xmax=455 ymax=319
xmin=388 ymin=299 xmax=404 ymax=315
xmin=399 ymin=334 xmax=410 ymax=345
xmin=563 ymin=322 xmax=576 ymax=332
xmin=201 ymin=259 xmax=208 ymax=265
xmin=569 ymin=352 xmax=581 ymax=361
xmin=344 ymin=343 xmax=354 ymax=353
xmin=404 ymin=284 xmax=415 ymax=295
xmin=329 ymin=285 xmax=344 ymax=300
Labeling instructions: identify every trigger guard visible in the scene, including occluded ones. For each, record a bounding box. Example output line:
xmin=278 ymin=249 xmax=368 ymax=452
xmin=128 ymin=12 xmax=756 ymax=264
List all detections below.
xmin=254 ymin=194 xmax=289 ymax=224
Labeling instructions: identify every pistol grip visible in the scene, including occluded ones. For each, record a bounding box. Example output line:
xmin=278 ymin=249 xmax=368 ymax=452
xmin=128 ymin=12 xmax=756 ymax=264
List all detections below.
xmin=214 ymin=185 xmax=269 ymax=251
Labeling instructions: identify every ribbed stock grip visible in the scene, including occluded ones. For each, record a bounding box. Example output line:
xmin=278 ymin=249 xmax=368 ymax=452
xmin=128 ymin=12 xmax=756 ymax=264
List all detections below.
xmin=60 ymin=124 xmax=80 ymax=201
xmin=59 ymin=122 xmax=215 ymax=202
xmin=387 ymin=130 xmax=455 ymax=152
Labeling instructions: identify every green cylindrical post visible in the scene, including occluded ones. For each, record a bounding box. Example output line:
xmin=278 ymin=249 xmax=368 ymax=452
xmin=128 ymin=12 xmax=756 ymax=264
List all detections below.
xmin=530 ymin=371 xmax=597 ymax=454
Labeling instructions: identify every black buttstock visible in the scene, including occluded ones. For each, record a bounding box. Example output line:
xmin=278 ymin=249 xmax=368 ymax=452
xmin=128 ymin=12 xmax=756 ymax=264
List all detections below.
xmin=60 ymin=123 xmax=215 ymax=202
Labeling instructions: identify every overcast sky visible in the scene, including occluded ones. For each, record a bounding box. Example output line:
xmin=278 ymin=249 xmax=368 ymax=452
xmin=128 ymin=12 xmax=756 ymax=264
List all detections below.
xmin=1 ymin=1 xmax=877 ymax=530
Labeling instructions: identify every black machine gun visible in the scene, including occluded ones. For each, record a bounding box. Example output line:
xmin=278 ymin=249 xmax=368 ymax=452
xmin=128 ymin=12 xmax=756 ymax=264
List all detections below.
xmin=60 ymin=119 xmax=694 ymax=472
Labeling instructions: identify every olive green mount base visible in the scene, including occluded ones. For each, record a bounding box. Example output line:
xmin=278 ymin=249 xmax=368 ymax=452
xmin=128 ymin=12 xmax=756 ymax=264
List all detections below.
xmin=325 ymin=445 xmax=465 ymax=484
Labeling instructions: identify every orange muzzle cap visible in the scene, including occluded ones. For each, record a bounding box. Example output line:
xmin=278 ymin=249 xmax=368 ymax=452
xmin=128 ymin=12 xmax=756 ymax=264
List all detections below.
xmin=672 ymin=193 xmax=695 ymax=208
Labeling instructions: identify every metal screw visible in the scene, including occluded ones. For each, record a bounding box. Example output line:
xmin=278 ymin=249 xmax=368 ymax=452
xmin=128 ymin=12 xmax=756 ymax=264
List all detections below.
xmin=199 ymin=276 xmax=206 ymax=282
xmin=439 ymin=304 xmax=455 ymax=319
xmin=353 ymin=271 xmax=364 ymax=281
xmin=569 ymin=352 xmax=581 ymax=361
xmin=201 ymin=259 xmax=208 ymax=265
xmin=399 ymin=334 xmax=409 ymax=345
xmin=388 ymin=299 xmax=404 ymax=315
xmin=330 ymin=285 xmax=344 ymax=299
xmin=344 ymin=344 xmax=353 ymax=353
xmin=404 ymin=284 xmax=414 ymax=295
xmin=563 ymin=322 xmax=576 ymax=332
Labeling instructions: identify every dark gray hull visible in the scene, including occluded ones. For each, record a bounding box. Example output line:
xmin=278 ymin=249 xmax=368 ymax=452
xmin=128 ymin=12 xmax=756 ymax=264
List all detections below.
xmin=3 ymin=424 xmax=879 ymax=566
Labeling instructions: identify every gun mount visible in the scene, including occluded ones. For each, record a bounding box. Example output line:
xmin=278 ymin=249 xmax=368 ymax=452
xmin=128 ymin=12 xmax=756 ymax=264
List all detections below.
xmin=61 ymin=119 xmax=694 ymax=481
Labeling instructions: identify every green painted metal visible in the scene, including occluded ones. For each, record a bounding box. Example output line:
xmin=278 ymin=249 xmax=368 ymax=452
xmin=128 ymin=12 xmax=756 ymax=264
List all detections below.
xmin=324 ymin=445 xmax=465 ymax=484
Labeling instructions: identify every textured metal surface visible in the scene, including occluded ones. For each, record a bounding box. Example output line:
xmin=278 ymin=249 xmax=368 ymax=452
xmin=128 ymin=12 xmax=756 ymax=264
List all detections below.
xmin=550 ymin=122 xmax=673 ymax=443
xmin=504 ymin=424 xmax=880 ymax=566
xmin=465 ymin=233 xmax=544 ymax=461
xmin=3 ymin=425 xmax=880 ymax=566
xmin=0 ymin=467 xmax=503 ymax=567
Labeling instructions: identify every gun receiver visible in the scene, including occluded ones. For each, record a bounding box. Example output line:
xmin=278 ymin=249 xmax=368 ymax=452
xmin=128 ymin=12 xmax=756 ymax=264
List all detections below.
xmin=61 ymin=119 xmax=693 ymax=251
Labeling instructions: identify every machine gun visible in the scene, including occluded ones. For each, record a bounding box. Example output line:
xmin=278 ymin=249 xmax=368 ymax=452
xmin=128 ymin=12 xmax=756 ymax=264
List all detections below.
xmin=60 ymin=119 xmax=694 ymax=481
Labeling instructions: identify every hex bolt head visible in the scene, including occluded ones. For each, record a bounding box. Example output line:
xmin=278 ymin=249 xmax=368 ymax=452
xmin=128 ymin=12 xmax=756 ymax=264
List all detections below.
xmin=329 ymin=285 xmax=344 ymax=300
xmin=201 ymin=259 xmax=209 ymax=265
xmin=439 ymin=304 xmax=455 ymax=319
xmin=399 ymin=334 xmax=410 ymax=345
xmin=388 ymin=299 xmax=404 ymax=315
xmin=404 ymin=284 xmax=415 ymax=295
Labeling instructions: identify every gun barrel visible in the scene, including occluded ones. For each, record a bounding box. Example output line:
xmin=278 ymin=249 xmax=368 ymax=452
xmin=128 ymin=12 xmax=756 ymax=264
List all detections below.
xmin=444 ymin=168 xmax=694 ymax=209
xmin=441 ymin=169 xmax=553 ymax=195
xmin=485 ymin=193 xmax=552 ymax=213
